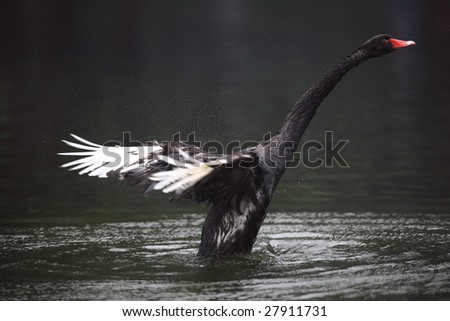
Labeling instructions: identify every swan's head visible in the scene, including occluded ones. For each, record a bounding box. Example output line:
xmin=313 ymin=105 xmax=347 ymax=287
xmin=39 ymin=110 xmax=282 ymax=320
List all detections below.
xmin=361 ymin=34 xmax=415 ymax=58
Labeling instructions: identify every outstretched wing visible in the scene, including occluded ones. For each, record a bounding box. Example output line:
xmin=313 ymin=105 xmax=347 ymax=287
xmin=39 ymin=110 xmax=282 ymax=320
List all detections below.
xmin=58 ymin=134 xmax=162 ymax=178
xmin=59 ymin=134 xmax=259 ymax=203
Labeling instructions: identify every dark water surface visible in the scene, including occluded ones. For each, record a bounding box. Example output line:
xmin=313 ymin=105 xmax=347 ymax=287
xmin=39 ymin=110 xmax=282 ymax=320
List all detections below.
xmin=1 ymin=1 xmax=449 ymax=300
xmin=1 ymin=212 xmax=449 ymax=300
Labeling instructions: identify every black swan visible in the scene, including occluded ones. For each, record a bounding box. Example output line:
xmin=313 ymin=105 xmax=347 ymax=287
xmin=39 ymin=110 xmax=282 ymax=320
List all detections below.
xmin=59 ymin=34 xmax=415 ymax=256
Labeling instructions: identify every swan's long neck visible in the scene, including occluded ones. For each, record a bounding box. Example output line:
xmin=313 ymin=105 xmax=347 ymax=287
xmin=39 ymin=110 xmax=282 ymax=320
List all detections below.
xmin=277 ymin=49 xmax=369 ymax=148
xmin=258 ymin=48 xmax=370 ymax=183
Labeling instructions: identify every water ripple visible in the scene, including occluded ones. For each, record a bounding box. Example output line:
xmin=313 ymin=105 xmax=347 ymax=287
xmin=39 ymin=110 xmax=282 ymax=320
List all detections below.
xmin=0 ymin=212 xmax=449 ymax=300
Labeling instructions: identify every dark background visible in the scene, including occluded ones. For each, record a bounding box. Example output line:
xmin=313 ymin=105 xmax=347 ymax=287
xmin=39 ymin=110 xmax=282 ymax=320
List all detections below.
xmin=1 ymin=0 xmax=449 ymax=222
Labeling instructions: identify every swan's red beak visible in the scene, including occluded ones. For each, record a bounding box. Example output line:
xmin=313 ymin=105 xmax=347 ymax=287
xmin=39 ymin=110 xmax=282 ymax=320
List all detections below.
xmin=389 ymin=38 xmax=416 ymax=49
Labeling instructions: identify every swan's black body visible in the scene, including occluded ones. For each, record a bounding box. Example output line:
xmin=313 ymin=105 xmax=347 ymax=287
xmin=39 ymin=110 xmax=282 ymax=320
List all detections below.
xmin=59 ymin=34 xmax=414 ymax=257
xmin=197 ymin=34 xmax=414 ymax=256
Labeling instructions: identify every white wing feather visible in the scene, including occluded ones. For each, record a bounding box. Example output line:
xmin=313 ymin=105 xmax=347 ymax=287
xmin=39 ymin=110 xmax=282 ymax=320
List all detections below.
xmin=59 ymin=134 xmax=231 ymax=194
xmin=58 ymin=134 xmax=161 ymax=178
xmin=150 ymin=162 xmax=213 ymax=194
